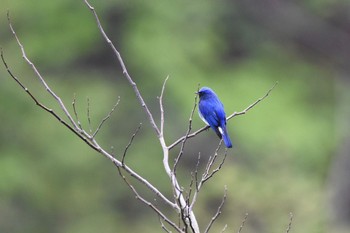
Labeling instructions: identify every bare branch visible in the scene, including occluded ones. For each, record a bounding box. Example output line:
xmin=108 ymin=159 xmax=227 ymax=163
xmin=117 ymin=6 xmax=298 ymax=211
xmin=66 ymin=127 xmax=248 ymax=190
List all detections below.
xmin=87 ymin=97 xmax=93 ymax=134
xmin=122 ymin=123 xmax=142 ymax=164
xmin=1 ymin=48 xmax=96 ymax=152
xmin=173 ymin=88 xmax=199 ymax=173
xmin=117 ymin=166 xmax=183 ymax=233
xmin=6 ymin=11 xmax=82 ymax=134
xmin=190 ymin=142 xmax=225 ymax=210
xmin=169 ymin=82 xmax=278 ymax=150
xmin=227 ymin=81 xmax=278 ymax=120
xmin=72 ymin=93 xmax=83 ymax=130
xmin=194 ymin=153 xmax=201 ymax=192
xmin=2 ymin=46 xmax=176 ymax=214
xmin=92 ymin=97 xmax=121 ymax=138
xmin=203 ymin=141 xmax=223 ymax=181
xmin=202 ymin=148 xmax=228 ymax=185
xmin=204 ymin=186 xmax=227 ymax=233
xmin=83 ymin=0 xmax=160 ymax=137
xmin=221 ymin=224 xmax=228 ymax=233
xmin=285 ymin=212 xmax=293 ymax=233
xmin=159 ymin=76 xmax=169 ymax=136
xmin=164 ymin=87 xmax=201 ymax=233
xmin=237 ymin=213 xmax=249 ymax=233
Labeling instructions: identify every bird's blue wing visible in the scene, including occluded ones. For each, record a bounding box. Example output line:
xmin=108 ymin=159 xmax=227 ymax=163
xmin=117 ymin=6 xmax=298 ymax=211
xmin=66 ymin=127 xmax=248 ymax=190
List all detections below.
xmin=199 ymin=97 xmax=225 ymax=138
xmin=199 ymin=100 xmax=220 ymax=127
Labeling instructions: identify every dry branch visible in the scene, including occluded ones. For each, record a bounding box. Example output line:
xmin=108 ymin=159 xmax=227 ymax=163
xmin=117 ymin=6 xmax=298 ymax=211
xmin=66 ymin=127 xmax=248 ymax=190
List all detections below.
xmin=237 ymin=213 xmax=249 ymax=233
xmin=285 ymin=212 xmax=293 ymax=233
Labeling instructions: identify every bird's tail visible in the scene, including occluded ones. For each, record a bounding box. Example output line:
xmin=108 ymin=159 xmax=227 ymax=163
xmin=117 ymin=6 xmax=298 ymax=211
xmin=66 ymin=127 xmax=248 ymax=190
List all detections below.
xmin=221 ymin=126 xmax=232 ymax=148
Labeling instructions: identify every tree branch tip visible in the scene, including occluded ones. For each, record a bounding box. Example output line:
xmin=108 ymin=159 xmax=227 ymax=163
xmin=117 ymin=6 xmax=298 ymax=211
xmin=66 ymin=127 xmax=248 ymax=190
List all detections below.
xmin=269 ymin=81 xmax=279 ymax=92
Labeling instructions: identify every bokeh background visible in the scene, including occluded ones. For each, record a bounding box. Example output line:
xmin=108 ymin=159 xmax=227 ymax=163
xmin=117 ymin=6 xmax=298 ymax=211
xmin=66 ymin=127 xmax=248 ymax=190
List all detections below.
xmin=1 ymin=0 xmax=349 ymax=232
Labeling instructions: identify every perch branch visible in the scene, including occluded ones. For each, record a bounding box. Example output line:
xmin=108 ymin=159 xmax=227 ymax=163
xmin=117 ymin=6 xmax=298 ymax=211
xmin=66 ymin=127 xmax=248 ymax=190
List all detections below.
xmin=169 ymin=82 xmax=278 ymax=150
xmin=227 ymin=81 xmax=278 ymax=120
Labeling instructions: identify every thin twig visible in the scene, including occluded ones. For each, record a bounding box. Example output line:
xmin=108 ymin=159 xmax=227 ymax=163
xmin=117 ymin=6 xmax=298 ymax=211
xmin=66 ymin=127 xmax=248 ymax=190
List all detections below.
xmin=194 ymin=153 xmax=201 ymax=192
xmin=92 ymin=97 xmax=121 ymax=138
xmin=204 ymin=186 xmax=228 ymax=233
xmin=173 ymin=88 xmax=199 ymax=173
xmin=122 ymin=123 xmax=142 ymax=164
xmin=169 ymin=82 xmax=278 ymax=150
xmin=186 ymin=154 xmax=201 ymax=226
xmin=237 ymin=213 xmax=248 ymax=233
xmin=202 ymin=141 xmax=223 ymax=182
xmin=286 ymin=212 xmax=293 ymax=233
xmin=221 ymin=224 xmax=228 ymax=233
xmin=72 ymin=93 xmax=83 ymax=129
xmin=202 ymin=148 xmax=228 ymax=184
xmin=227 ymin=82 xmax=278 ymax=120
xmin=87 ymin=97 xmax=92 ymax=134
xmin=190 ymin=142 xmax=225 ymax=210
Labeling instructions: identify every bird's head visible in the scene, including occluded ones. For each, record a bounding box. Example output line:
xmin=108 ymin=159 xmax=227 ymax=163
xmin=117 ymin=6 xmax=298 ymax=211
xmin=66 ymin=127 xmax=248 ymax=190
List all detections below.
xmin=197 ymin=87 xmax=216 ymax=99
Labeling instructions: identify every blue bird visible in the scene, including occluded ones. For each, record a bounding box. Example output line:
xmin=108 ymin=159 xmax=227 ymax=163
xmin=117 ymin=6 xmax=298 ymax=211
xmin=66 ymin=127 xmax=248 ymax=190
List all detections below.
xmin=197 ymin=87 xmax=232 ymax=148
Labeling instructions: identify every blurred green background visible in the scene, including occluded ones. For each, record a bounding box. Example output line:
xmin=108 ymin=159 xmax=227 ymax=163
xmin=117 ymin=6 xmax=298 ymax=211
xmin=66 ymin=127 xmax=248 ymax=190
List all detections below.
xmin=1 ymin=0 xmax=349 ymax=232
